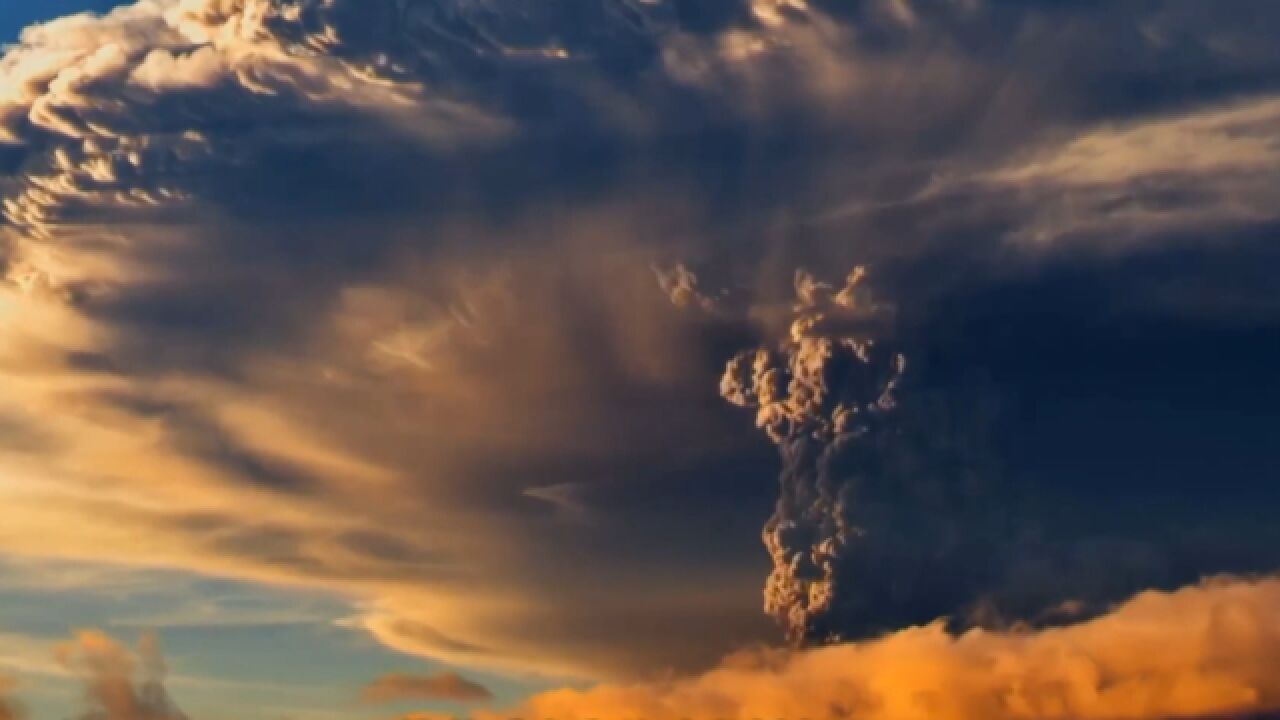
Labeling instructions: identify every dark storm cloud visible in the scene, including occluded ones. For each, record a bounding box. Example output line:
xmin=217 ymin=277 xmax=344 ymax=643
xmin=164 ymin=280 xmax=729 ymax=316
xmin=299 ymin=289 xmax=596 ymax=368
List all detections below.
xmin=1 ymin=0 xmax=1279 ymax=680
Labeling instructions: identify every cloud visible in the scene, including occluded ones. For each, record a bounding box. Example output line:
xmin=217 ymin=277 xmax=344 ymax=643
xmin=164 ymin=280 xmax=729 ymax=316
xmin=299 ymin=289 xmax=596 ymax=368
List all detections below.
xmin=718 ymin=266 xmax=906 ymax=642
xmin=0 ymin=676 xmax=21 ymax=720
xmin=0 ymin=207 xmax=772 ymax=677
xmin=362 ymin=672 xmax=492 ymax=705
xmin=0 ymin=0 xmax=485 ymax=146
xmin=521 ymin=482 xmax=597 ymax=523
xmin=56 ymin=631 xmax=188 ymax=720
xmin=0 ymin=2 xmax=789 ymax=674
xmin=980 ymin=95 xmax=1280 ymax=249
xmin=3 ymin=0 xmax=1280 ymax=688
xmin=487 ymin=576 xmax=1280 ymax=720
xmin=687 ymin=256 xmax=1280 ymax=650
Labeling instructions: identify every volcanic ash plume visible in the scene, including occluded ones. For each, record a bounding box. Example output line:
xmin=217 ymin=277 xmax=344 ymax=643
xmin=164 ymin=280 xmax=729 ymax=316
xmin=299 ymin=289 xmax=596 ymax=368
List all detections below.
xmin=720 ymin=267 xmax=906 ymax=644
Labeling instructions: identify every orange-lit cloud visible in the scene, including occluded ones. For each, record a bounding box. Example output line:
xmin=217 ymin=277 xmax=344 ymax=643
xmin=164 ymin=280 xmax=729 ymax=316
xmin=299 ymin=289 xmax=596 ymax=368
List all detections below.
xmin=486 ymin=576 xmax=1280 ymax=720
xmin=56 ymin=631 xmax=187 ymax=720
xmin=362 ymin=671 xmax=492 ymax=704
xmin=0 ymin=676 xmax=21 ymax=720
xmin=0 ymin=216 xmax=768 ymax=678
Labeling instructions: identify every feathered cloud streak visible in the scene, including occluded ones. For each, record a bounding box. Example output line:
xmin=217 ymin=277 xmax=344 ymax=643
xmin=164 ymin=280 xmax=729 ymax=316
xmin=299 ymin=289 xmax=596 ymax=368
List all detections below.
xmin=2 ymin=0 xmax=1280 ymax=684
xmin=491 ymin=576 xmax=1280 ymax=720
xmin=976 ymin=96 xmax=1280 ymax=249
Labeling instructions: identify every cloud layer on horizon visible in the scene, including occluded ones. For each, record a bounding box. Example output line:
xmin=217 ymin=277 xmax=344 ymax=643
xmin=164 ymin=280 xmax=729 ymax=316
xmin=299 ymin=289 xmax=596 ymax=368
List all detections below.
xmin=487 ymin=576 xmax=1280 ymax=720
xmin=3 ymin=576 xmax=1279 ymax=720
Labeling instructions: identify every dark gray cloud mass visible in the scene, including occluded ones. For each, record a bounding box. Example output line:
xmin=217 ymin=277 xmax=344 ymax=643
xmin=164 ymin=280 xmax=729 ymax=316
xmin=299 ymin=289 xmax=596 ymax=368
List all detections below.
xmin=711 ymin=254 xmax=1280 ymax=645
xmin=0 ymin=0 xmax=1279 ymax=678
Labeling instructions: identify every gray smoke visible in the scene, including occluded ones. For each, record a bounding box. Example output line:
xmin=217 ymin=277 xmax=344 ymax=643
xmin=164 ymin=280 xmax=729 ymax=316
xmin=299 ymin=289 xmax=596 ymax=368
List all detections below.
xmin=718 ymin=266 xmax=1028 ymax=645
xmin=717 ymin=262 xmax=1280 ymax=647
xmin=719 ymin=267 xmax=912 ymax=644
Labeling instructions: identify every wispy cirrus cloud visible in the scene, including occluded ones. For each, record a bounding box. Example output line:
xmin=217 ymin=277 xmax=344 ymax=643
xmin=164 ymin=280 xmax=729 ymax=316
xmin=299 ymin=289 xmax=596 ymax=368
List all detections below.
xmin=980 ymin=95 xmax=1280 ymax=249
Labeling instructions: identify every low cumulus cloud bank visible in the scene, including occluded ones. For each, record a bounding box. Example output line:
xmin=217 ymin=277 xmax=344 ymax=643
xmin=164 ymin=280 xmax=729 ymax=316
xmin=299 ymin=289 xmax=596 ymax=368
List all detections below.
xmin=492 ymin=577 xmax=1280 ymax=720
xmin=6 ymin=578 xmax=1280 ymax=720
xmin=1 ymin=0 xmax=1280 ymax=685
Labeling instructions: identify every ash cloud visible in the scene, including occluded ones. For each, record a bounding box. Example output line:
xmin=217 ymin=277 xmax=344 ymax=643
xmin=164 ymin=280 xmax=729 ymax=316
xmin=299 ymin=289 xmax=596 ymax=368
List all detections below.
xmin=719 ymin=268 xmax=907 ymax=642
xmin=2 ymin=0 xmax=1280 ymax=684
xmin=708 ymin=260 xmax=1280 ymax=646
xmin=709 ymin=266 xmax=1012 ymax=644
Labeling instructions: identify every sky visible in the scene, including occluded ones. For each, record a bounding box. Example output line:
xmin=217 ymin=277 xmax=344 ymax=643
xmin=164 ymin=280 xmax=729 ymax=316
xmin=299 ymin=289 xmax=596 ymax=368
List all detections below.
xmin=0 ymin=1 xmax=121 ymax=42
xmin=1 ymin=1 xmax=1280 ymax=719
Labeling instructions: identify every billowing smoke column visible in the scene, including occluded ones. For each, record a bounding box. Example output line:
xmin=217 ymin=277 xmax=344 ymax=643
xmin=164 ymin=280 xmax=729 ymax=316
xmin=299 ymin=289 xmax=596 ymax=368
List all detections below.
xmin=720 ymin=267 xmax=908 ymax=644
xmin=718 ymin=263 xmax=1280 ymax=649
